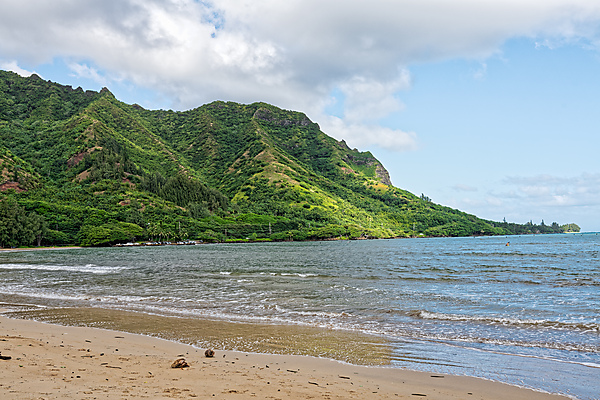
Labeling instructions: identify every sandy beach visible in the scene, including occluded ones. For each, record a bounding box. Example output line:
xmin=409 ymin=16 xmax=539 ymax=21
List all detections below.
xmin=0 ymin=316 xmax=569 ymax=400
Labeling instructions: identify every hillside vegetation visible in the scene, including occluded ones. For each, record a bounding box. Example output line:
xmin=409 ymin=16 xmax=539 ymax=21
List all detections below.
xmin=0 ymin=71 xmax=579 ymax=247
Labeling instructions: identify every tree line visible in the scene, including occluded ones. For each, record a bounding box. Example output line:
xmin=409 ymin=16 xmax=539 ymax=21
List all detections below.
xmin=0 ymin=196 xmax=46 ymax=248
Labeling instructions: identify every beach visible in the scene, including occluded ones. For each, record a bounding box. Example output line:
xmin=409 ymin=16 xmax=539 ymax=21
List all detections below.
xmin=2 ymin=237 xmax=597 ymax=399
xmin=0 ymin=316 xmax=569 ymax=400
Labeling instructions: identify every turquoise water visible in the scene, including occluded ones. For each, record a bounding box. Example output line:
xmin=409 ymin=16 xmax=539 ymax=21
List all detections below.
xmin=1 ymin=234 xmax=598 ymax=399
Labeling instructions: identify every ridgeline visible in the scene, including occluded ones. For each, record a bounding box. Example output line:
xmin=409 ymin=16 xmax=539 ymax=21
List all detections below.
xmin=0 ymin=70 xmax=579 ymax=247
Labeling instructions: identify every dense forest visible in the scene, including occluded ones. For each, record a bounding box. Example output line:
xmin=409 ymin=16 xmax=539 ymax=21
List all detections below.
xmin=0 ymin=70 xmax=580 ymax=247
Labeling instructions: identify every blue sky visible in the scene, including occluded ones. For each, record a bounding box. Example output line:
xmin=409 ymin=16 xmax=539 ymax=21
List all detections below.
xmin=376 ymin=39 xmax=600 ymax=231
xmin=1 ymin=1 xmax=600 ymax=231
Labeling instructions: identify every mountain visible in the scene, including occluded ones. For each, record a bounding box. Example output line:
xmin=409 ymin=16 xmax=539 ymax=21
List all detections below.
xmin=0 ymin=145 xmax=40 ymax=191
xmin=0 ymin=70 xmax=576 ymax=247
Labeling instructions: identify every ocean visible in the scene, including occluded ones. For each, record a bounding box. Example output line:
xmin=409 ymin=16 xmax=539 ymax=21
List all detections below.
xmin=1 ymin=234 xmax=598 ymax=399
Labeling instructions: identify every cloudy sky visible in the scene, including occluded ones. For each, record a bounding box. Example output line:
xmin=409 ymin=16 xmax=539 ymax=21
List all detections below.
xmin=1 ymin=0 xmax=599 ymax=231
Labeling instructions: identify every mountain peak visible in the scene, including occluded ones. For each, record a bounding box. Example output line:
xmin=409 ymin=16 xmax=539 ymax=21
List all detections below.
xmin=252 ymin=106 xmax=314 ymax=129
xmin=99 ymin=87 xmax=114 ymax=97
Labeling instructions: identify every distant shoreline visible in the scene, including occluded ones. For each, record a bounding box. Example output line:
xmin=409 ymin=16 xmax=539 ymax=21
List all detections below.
xmin=0 ymin=246 xmax=82 ymax=252
xmin=1 ymin=231 xmax=591 ymax=252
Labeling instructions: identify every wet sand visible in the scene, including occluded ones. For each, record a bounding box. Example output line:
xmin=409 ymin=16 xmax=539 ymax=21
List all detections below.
xmin=0 ymin=316 xmax=569 ymax=400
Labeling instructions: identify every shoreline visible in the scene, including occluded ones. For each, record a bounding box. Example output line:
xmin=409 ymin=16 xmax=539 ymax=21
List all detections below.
xmin=1 ymin=231 xmax=588 ymax=252
xmin=0 ymin=246 xmax=83 ymax=252
xmin=0 ymin=315 xmax=570 ymax=399
xmin=0 ymin=232 xmax=588 ymax=253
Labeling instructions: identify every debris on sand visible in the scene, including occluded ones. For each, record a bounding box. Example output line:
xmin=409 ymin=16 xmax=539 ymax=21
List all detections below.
xmin=171 ymin=358 xmax=190 ymax=368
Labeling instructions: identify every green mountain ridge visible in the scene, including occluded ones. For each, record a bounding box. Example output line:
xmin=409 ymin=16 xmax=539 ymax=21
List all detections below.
xmin=0 ymin=70 xmax=579 ymax=247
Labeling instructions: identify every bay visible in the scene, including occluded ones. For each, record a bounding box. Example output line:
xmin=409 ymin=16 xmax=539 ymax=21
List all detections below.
xmin=1 ymin=234 xmax=598 ymax=399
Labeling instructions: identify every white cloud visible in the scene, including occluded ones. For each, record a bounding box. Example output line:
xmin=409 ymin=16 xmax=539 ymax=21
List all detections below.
xmin=2 ymin=0 xmax=600 ymax=152
xmin=0 ymin=60 xmax=36 ymax=77
xmin=473 ymin=63 xmax=488 ymax=80
xmin=485 ymin=196 xmax=505 ymax=207
xmin=452 ymin=184 xmax=478 ymax=192
xmin=449 ymin=173 xmax=600 ymax=229
xmin=338 ymin=70 xmax=411 ymax=124
xmin=501 ymin=173 xmax=600 ymax=207
xmin=68 ymin=63 xmax=108 ymax=86
xmin=322 ymin=116 xmax=417 ymax=152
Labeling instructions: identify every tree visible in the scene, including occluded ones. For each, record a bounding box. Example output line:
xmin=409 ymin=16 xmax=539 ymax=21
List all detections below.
xmin=0 ymin=197 xmax=46 ymax=247
xmin=0 ymin=197 xmax=20 ymax=248
xmin=561 ymin=223 xmax=581 ymax=233
xmin=77 ymin=221 xmax=144 ymax=246
xmin=29 ymin=213 xmax=48 ymax=246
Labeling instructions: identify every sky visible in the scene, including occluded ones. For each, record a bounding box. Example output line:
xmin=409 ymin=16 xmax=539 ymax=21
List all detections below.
xmin=1 ymin=0 xmax=599 ymax=231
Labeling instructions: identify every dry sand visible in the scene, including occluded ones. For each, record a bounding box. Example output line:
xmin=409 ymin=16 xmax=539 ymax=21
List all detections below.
xmin=0 ymin=316 xmax=569 ymax=400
